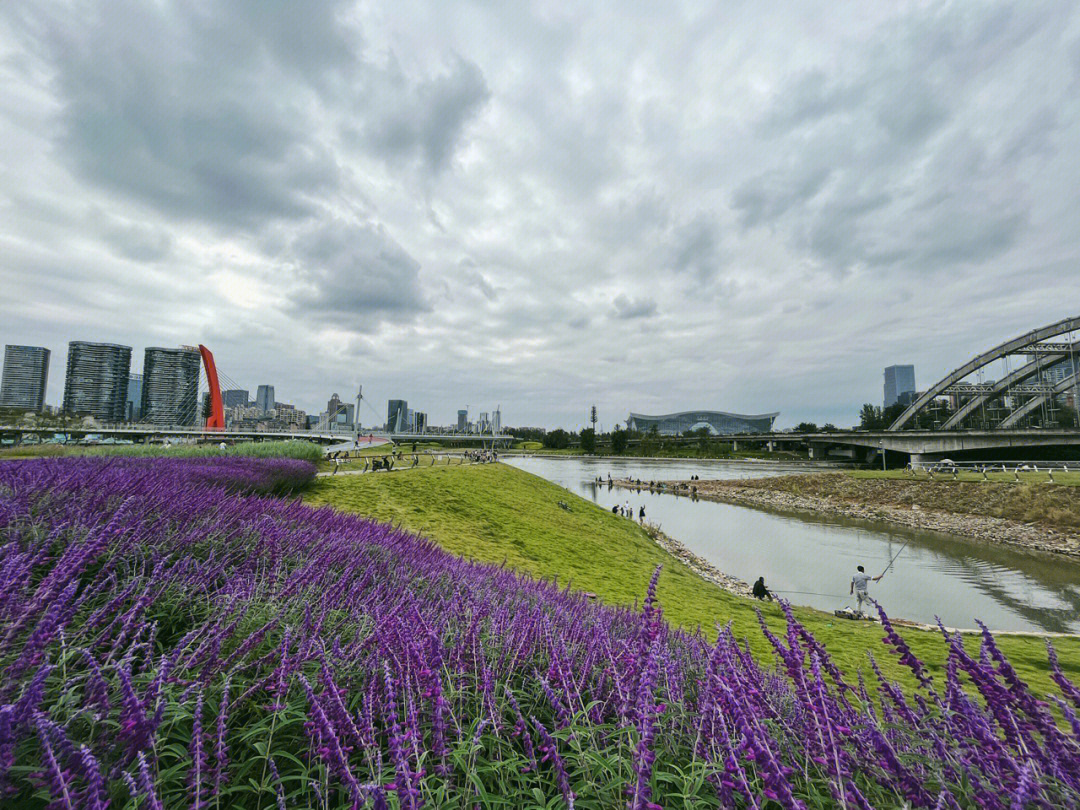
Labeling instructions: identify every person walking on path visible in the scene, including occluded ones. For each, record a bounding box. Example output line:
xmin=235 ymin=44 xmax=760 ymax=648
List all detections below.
xmin=850 ymin=565 xmax=882 ymax=616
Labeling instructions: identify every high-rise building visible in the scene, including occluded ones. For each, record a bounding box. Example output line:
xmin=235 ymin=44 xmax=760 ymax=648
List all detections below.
xmin=325 ymin=393 xmax=355 ymax=426
xmin=457 ymin=409 xmax=468 ymax=431
xmin=884 ymin=365 xmax=916 ymax=409
xmin=492 ymin=407 xmax=501 ymax=432
xmin=222 ymin=389 xmax=249 ymax=410
xmin=125 ymin=373 xmax=143 ymax=422
xmin=256 ymin=385 xmax=275 ymax=413
xmin=141 ymin=346 xmax=201 ymax=426
xmin=1028 ymin=355 xmax=1080 ymax=386
xmin=414 ymin=412 xmax=427 ymax=432
xmin=275 ymin=403 xmax=306 ymax=427
xmin=63 ymin=341 xmax=132 ymax=421
xmin=0 ymin=345 xmax=50 ymax=412
xmin=387 ymin=399 xmax=408 ymax=432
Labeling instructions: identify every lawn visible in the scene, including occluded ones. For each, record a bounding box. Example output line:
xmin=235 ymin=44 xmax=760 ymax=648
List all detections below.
xmin=305 ymin=462 xmax=1080 ymax=698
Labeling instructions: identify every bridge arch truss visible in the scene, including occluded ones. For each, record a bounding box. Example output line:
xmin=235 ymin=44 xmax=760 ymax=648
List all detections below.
xmin=889 ymin=315 xmax=1080 ymax=431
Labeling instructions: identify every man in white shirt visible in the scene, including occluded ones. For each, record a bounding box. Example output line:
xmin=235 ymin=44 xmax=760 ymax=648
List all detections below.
xmin=850 ymin=565 xmax=882 ymax=616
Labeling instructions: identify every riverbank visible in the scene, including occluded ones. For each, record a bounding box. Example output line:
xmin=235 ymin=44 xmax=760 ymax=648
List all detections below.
xmin=619 ymin=472 xmax=1080 ymax=558
xmin=641 ymin=523 xmax=753 ymax=597
xmin=305 ymin=462 xmax=1080 ymax=696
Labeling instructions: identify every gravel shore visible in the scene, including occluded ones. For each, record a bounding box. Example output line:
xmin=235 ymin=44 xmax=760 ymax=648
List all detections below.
xmin=639 ymin=523 xmax=753 ymax=597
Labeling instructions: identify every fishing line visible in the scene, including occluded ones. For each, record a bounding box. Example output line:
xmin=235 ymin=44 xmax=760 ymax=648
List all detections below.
xmin=772 ymin=590 xmax=851 ymax=599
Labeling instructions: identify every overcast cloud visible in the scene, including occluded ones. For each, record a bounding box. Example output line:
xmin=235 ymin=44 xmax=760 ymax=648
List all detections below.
xmin=2 ymin=1 xmax=1079 ymax=428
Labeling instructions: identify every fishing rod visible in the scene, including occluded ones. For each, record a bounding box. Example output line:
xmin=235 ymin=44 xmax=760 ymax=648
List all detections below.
xmin=880 ymin=538 xmax=911 ymax=578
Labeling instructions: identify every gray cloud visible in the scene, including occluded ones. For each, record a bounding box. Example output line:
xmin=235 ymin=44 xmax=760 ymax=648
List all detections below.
xmin=9 ymin=0 xmax=486 ymax=229
xmin=611 ymin=294 xmax=658 ymax=320
xmin=356 ymin=56 xmax=489 ymax=173
xmin=95 ymin=214 xmax=173 ymax=263
xmin=288 ymin=219 xmax=428 ymax=321
xmin=667 ymin=214 xmax=722 ymax=284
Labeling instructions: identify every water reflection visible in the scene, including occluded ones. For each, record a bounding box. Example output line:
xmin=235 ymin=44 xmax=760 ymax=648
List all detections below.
xmin=504 ymin=456 xmax=1080 ymax=633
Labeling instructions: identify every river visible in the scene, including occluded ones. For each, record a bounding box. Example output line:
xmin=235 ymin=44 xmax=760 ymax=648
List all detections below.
xmin=502 ymin=455 xmax=1080 ymax=633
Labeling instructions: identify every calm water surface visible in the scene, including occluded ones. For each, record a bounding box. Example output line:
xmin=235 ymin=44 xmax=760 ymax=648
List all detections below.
xmin=503 ymin=455 xmax=1080 ymax=633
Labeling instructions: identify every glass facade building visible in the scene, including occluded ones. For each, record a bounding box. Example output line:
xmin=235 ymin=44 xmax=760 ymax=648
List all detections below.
xmin=0 ymin=345 xmax=50 ymax=411
xmin=125 ymin=373 xmax=143 ymax=422
xmin=140 ymin=347 xmax=201 ymax=426
xmin=255 ymin=385 xmax=275 ymax=413
xmin=387 ymin=399 xmax=408 ymax=432
xmin=63 ymin=341 xmax=132 ymax=421
xmin=626 ymin=410 xmax=779 ymax=435
xmin=884 ymin=365 xmax=916 ymax=409
xmin=222 ymin=389 xmax=249 ymax=410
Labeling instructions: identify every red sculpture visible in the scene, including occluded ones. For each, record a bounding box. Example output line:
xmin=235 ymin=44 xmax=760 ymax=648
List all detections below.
xmin=198 ymin=344 xmax=225 ymax=430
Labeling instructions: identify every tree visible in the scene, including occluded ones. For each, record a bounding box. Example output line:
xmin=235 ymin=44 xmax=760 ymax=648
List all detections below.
xmin=882 ymin=402 xmax=907 ymax=428
xmin=822 ymin=423 xmax=839 ymax=432
xmin=859 ymin=404 xmax=884 ymax=430
xmin=611 ymin=428 xmax=628 ymax=454
xmin=542 ymin=429 xmax=571 ymax=449
xmin=579 ymin=427 xmax=596 ymax=454
xmin=508 ymin=427 xmax=547 ymax=443
xmin=794 ymin=422 xmax=819 ymax=433
xmin=694 ymin=426 xmax=711 ymax=452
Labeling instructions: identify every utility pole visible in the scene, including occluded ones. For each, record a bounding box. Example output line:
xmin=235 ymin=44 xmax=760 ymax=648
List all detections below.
xmin=590 ymin=405 xmax=597 ymax=431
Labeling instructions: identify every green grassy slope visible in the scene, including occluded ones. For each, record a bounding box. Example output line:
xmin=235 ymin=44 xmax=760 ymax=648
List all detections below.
xmin=305 ymin=463 xmax=1080 ymax=698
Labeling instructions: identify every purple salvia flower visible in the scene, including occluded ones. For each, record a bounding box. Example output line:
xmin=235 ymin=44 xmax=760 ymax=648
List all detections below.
xmin=531 ymin=715 xmax=574 ymax=809
xmin=34 ymin=714 xmax=75 ymax=810
xmin=189 ymin=688 xmax=207 ymax=809
xmin=268 ymin=756 xmax=287 ymax=810
xmin=78 ymin=744 xmax=109 ymax=810
xmin=136 ymin=750 xmax=164 ymax=810
xmin=212 ymin=675 xmax=231 ymax=800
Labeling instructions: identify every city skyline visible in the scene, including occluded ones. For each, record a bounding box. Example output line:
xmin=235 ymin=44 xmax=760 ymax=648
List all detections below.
xmin=3 ymin=3 xmax=1080 ymax=428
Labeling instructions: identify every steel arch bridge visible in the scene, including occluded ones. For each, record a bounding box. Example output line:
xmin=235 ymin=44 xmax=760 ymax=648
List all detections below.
xmin=889 ymin=315 xmax=1080 ymax=431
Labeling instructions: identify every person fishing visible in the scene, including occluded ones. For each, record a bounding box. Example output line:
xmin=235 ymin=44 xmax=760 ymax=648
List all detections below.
xmin=752 ymin=576 xmax=773 ymax=601
xmin=850 ymin=565 xmax=882 ymax=616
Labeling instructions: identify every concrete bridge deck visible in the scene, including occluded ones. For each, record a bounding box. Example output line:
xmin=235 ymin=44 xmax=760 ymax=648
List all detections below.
xmin=728 ymin=428 xmax=1080 ymax=462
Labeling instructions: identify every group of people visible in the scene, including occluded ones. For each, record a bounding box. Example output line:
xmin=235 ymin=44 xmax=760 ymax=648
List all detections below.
xmin=464 ymin=449 xmax=498 ymax=463
xmin=611 ymin=501 xmax=646 ymax=522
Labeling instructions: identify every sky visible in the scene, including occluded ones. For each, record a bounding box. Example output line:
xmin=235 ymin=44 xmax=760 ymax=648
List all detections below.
xmin=2 ymin=1 xmax=1080 ymax=430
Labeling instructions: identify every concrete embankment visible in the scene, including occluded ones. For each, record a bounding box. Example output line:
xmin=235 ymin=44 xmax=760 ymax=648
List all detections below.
xmin=617 ymin=474 xmax=1080 ymax=558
